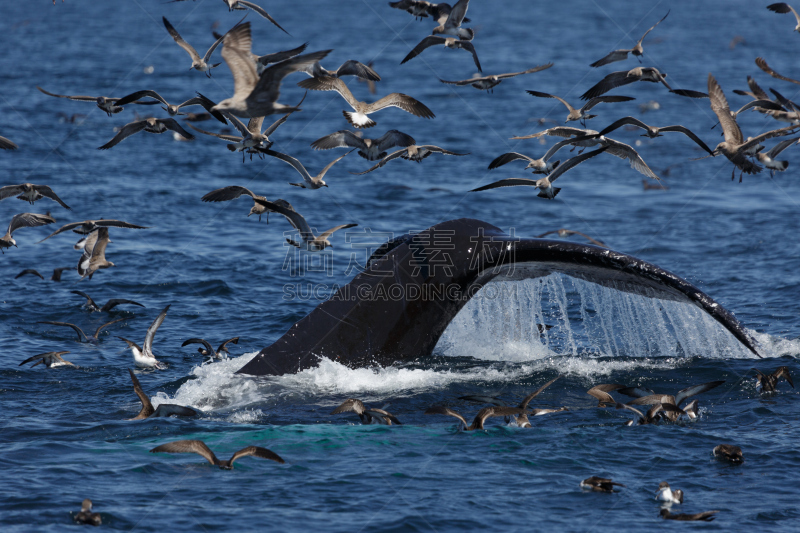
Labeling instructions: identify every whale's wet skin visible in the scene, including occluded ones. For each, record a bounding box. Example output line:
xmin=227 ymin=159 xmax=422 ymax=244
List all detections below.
xmin=2 ymin=0 xmax=800 ymax=531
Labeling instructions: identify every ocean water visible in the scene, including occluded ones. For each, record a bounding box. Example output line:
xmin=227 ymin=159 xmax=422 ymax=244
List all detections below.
xmin=1 ymin=0 xmax=799 ymax=530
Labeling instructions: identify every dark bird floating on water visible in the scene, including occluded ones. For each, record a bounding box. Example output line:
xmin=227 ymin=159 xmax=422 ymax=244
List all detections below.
xmin=754 ymin=366 xmax=794 ymax=392
xmin=19 ymin=351 xmax=74 ymax=369
xmin=655 ymin=482 xmax=684 ymax=504
xmin=71 ymin=290 xmax=144 ymax=312
xmin=622 ymin=380 xmax=724 ymax=421
xmin=713 ymin=444 xmax=743 ymax=464
xmin=660 ymin=509 xmax=718 ymax=521
xmin=331 ymin=398 xmax=402 ymax=425
xmin=150 ymin=440 xmax=285 ymax=468
xmin=590 ymin=11 xmax=669 ymax=67
xmin=615 ymin=402 xmax=685 ymax=426
xmin=38 ymin=318 xmax=124 ymax=344
xmin=182 ymin=337 xmax=240 ymax=359
xmin=74 ymin=499 xmax=101 ymax=526
xmin=580 ymin=476 xmax=625 ymax=493
xmin=127 ymin=369 xmax=197 ymax=420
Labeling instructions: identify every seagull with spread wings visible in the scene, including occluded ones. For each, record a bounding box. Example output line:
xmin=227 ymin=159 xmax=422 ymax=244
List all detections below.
xmin=39 ymin=219 xmax=148 ymax=242
xmin=581 ymin=67 xmax=708 ymax=100
xmin=113 ymin=90 xmax=226 ymax=124
xmin=0 ymin=213 xmax=56 ymax=253
xmin=253 ymin=199 xmax=356 ymax=251
xmin=595 ymin=116 xmax=714 ymax=154
xmin=151 ymin=439 xmax=285 ymax=468
xmin=401 ymin=36 xmax=481 ymax=72
xmin=38 ymin=318 xmax=124 ymax=344
xmin=260 ymin=148 xmax=353 ymax=189
xmin=76 ymin=228 xmax=114 ymax=279
xmin=439 ymin=63 xmax=553 ymax=93
xmin=98 ymin=117 xmax=194 ymax=149
xmin=311 ymin=130 xmax=416 ymax=160
xmin=527 ymin=91 xmax=634 ymax=125
xmin=117 ymin=305 xmax=171 ymax=369
xmin=162 ymin=16 xmax=226 ymax=76
xmin=766 ymin=3 xmax=800 ymax=33
xmin=590 ymin=11 xmax=669 ymax=67
xmin=36 ymin=86 xmax=159 ymax=116
xmin=351 ymin=145 xmax=468 ymax=174
xmin=0 ymin=183 xmax=71 ymax=209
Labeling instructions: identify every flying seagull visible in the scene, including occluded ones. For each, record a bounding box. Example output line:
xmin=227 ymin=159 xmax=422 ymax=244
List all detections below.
xmin=36 ymin=86 xmax=159 ymax=116
xmin=595 ymin=116 xmax=714 ymax=154
xmin=162 ymin=16 xmax=226 ymax=76
xmin=298 ymin=75 xmax=434 ymax=128
xmin=756 ymin=137 xmax=799 ymax=175
xmin=189 ymin=110 xmax=293 ymax=159
xmin=40 ymin=219 xmax=148 ymax=243
xmin=127 ymin=369 xmax=197 ymax=420
xmin=150 ymin=439 xmax=285 ymax=468
xmin=526 ymin=91 xmax=634 ymax=125
xmin=15 ymin=269 xmax=44 ymax=280
xmin=0 ymin=183 xmax=71 ymax=209
xmin=113 ymin=90 xmax=226 ymax=124
xmin=311 ymin=129 xmax=416 ymax=160
xmin=71 ymin=290 xmax=144 ymax=312
xmin=201 ymin=186 xmax=272 ymax=220
xmin=581 ymin=67 xmax=708 ymax=101
xmin=182 ymin=337 xmax=240 ymax=359
xmin=301 ymin=59 xmax=381 ymax=81
xmin=260 ymin=148 xmax=352 ymax=189
xmin=351 ymin=144 xmax=468 ymax=174
xmin=755 ymin=56 xmax=800 ymax=86
xmin=401 ymin=36 xmax=481 ymax=72
xmin=590 ymin=11 xmax=669 ymax=67
xmin=431 ymin=0 xmax=473 ymax=40
xmin=117 ymin=304 xmax=170 ymax=369
xmin=487 ymin=136 xmax=593 ymax=174
xmin=439 ymin=63 xmax=554 ymax=92
xmin=76 ymin=228 xmax=113 ymax=280
xmin=98 ymin=118 xmax=194 ymax=149
xmin=222 ymin=0 xmax=289 ymax=35
xmin=471 ymin=146 xmax=610 ymax=199
xmin=38 ymin=318 xmax=124 ymax=344
xmin=767 ymin=3 xmax=800 ymax=32
xmin=1 ymin=213 xmax=56 ymax=253
xmin=211 ymin=23 xmax=330 ymax=118
xmin=253 ymin=199 xmax=357 ymax=251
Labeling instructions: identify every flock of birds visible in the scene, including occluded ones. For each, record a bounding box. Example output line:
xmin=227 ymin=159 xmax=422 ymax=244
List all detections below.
xmin=5 ymin=0 xmax=800 ymax=527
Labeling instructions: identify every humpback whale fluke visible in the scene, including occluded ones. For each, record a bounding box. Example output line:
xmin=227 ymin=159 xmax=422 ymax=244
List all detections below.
xmin=236 ymin=219 xmax=760 ymax=377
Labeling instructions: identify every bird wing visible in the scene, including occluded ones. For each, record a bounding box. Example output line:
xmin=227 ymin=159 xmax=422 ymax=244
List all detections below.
xmin=20 ymin=351 xmax=70 ymax=367
xmin=439 ymin=76 xmax=482 ymax=85
xmin=519 ymin=375 xmax=560 ymax=409
xmin=186 ymin=123 xmax=241 ymax=141
xmin=318 ymin=151 xmax=353 ymax=180
xmin=637 ymin=10 xmax=669 ymax=45
xmin=0 ymin=184 xmax=26 ymax=200
xmin=223 ymin=112 xmax=252 ymax=137
xmin=158 ymin=119 xmax=194 ymax=140
xmin=766 ymin=137 xmax=800 ymax=157
xmin=375 ymin=130 xmax=416 ymax=151
xmin=217 ymin=337 xmax=240 ymax=353
xmin=15 ymin=269 xmax=43 ymax=279
xmin=230 ymin=446 xmax=286 ymax=465
xmin=261 ymin=149 xmax=313 ymax=184
xmin=150 ymin=440 xmax=219 ymax=466
xmin=250 ymin=50 xmax=332 ymax=107
xmin=40 ymin=219 xmax=149 ymax=243
xmin=546 ymin=146 xmax=610 ymax=184
xmin=446 ymin=0 xmax=470 ymax=25
xmin=94 ymin=318 xmax=125 ymax=338
xmin=178 ymin=94 xmax=227 ymax=124
xmin=747 ymin=76 xmax=770 ymax=100
xmin=296 ymin=75 xmax=358 ymax=109
xmin=488 ymin=152 xmax=534 ymax=169
xmin=311 ymin=130 xmax=368 ymax=151
xmin=512 ymin=126 xmax=599 ymax=140
xmin=581 ymin=95 xmax=635 ymax=112
xmin=401 ymin=35 xmax=447 ymax=64
xmin=100 ymin=299 xmax=145 ymax=312
xmin=457 ymin=40 xmax=482 ymax=72
xmin=542 ymin=136 xmax=595 ymax=162
xmin=31 ymin=185 xmax=71 ymax=209
xmin=151 ymin=404 xmax=198 ymax=418
xmin=8 ymin=213 xmax=56 ymax=234
xmin=756 ymin=56 xmax=800 ymax=86
xmin=201 ymin=186 xmax=257 ymax=202
xmin=615 ymin=401 xmax=645 ymax=423
xmin=775 ymin=366 xmax=795 ymax=387
xmin=407 ymin=145 xmax=466 ymax=157
xmin=0 ymin=136 xmax=18 ymax=150
xmin=589 ymin=49 xmax=632 ymax=68
xmin=458 ymin=395 xmax=507 ymax=406
xmin=707 ymin=73 xmax=743 ymax=145
xmin=470 ymin=178 xmax=539 ymax=192
xmin=201 ymin=21 xmax=230 ymax=62
xmin=183 ymin=338 xmax=216 ymax=357
xmin=628 ymin=394 xmax=673 ymax=406
xmin=363 ymin=93 xmax=435 ymax=118
xmin=36 ymin=86 xmax=103 ymax=102
xmin=88 ymin=227 xmax=111 ymax=265
xmin=39 ymin=321 xmax=87 ymax=342
xmin=566 ymin=230 xmax=607 ymax=247
xmin=657 ymin=125 xmax=714 ymax=155
xmin=740 ymin=125 xmax=800 ymax=153
xmin=98 ymin=120 xmax=148 ymax=150
xmin=252 ymin=198 xmax=312 ymax=236
xmin=129 ymin=368 xmax=154 ymax=419
xmin=600 ymin=138 xmax=658 ymax=179
xmin=336 ymin=60 xmax=381 ymax=81
xmin=318 ymin=224 xmax=357 ymax=241
xmin=350 ymin=146 xmax=410 ymax=174
xmin=261 ymin=112 xmax=291 ymax=136
xmin=674 ymin=381 xmax=724 ymax=407
xmin=526 ymin=91 xmax=574 ymax=113
xmin=237 ymin=0 xmax=290 ymax=34
xmin=143 ymin=305 xmax=170 ymax=355
xmin=424 ymin=405 xmax=469 ymax=428
xmin=115 ymin=90 xmax=169 ymax=108
xmin=257 ymin=42 xmax=309 ymax=66
xmin=221 ymin=22 xmax=258 ymax=100
xmin=331 ymin=398 xmax=367 ymax=415
xmin=497 ymin=63 xmax=555 ymax=79
xmin=162 ymin=16 xmax=201 ymax=61
xmin=580 ymin=71 xmax=636 ymax=100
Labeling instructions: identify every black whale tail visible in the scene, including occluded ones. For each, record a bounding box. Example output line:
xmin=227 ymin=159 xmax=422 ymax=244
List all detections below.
xmin=236 ymin=219 xmax=760 ymax=377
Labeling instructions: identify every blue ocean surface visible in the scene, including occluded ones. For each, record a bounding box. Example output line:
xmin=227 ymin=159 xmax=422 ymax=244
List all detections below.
xmin=1 ymin=0 xmax=799 ymax=531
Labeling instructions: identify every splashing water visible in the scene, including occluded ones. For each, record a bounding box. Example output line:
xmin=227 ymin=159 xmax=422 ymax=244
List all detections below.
xmin=437 ymin=274 xmax=758 ymax=361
